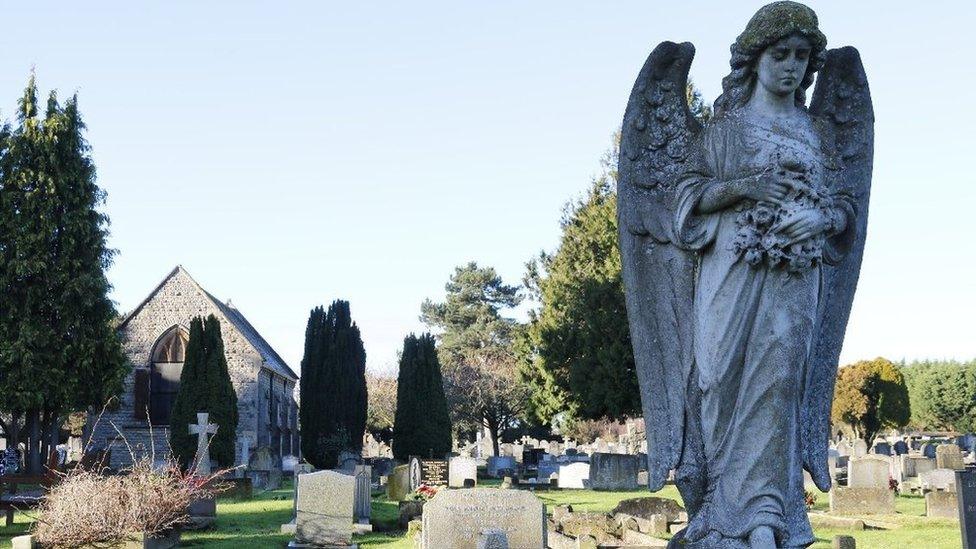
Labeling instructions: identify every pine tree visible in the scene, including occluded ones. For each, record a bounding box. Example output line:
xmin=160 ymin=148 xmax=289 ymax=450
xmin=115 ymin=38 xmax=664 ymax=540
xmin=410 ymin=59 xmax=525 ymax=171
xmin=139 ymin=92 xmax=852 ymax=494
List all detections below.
xmin=169 ymin=315 xmax=239 ymax=469
xmin=0 ymin=76 xmax=126 ymax=473
xmin=299 ymin=300 xmax=367 ymax=469
xmin=392 ymin=333 xmax=452 ymax=460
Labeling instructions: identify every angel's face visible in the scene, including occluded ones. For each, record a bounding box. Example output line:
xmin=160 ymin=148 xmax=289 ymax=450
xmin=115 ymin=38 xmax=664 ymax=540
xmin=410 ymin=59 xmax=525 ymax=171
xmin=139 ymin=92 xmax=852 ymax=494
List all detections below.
xmin=755 ymin=34 xmax=812 ymax=97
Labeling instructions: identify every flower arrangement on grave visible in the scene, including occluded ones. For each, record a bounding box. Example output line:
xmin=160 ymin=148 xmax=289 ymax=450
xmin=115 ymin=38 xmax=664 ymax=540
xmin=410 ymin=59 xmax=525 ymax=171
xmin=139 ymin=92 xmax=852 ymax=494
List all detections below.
xmin=410 ymin=483 xmax=440 ymax=502
xmin=730 ymin=156 xmax=840 ymax=274
xmin=803 ymin=490 xmax=817 ymax=510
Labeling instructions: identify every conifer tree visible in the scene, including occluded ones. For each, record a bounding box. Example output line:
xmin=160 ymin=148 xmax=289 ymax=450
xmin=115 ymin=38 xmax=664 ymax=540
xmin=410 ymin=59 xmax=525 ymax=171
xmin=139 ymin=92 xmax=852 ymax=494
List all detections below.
xmin=300 ymin=300 xmax=368 ymax=469
xmin=392 ymin=333 xmax=452 ymax=460
xmin=169 ymin=315 xmax=239 ymax=469
xmin=0 ymin=76 xmax=125 ymax=473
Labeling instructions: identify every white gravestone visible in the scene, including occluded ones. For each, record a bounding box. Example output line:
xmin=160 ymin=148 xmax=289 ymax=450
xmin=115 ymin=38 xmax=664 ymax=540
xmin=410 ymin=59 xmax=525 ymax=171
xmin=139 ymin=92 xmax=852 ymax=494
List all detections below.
xmin=558 ymin=462 xmax=590 ymax=489
xmin=421 ymin=488 xmax=546 ymax=549
xmin=449 ymin=456 xmax=478 ymax=488
xmin=847 ymin=456 xmax=890 ymax=488
xmin=293 ymin=470 xmax=355 ymax=546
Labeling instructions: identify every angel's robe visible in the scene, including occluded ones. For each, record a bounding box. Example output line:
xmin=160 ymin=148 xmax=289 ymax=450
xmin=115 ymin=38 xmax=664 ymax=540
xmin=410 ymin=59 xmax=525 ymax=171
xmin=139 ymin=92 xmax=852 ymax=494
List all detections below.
xmin=672 ymin=110 xmax=855 ymax=546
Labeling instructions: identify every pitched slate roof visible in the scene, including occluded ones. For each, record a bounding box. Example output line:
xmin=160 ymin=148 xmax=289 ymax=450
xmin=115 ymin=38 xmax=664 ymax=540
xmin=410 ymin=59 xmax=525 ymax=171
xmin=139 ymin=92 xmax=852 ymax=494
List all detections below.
xmin=119 ymin=266 xmax=298 ymax=381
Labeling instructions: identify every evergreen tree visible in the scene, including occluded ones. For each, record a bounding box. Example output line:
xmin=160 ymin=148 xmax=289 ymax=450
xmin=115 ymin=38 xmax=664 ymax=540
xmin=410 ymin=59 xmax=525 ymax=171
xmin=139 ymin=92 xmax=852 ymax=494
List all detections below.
xmin=831 ymin=357 xmax=910 ymax=444
xmin=0 ymin=76 xmax=126 ymax=473
xmin=519 ymin=137 xmax=639 ymax=425
xmin=299 ymin=300 xmax=367 ymax=469
xmin=421 ymin=263 xmax=525 ymax=454
xmin=169 ymin=315 xmax=239 ymax=469
xmin=392 ymin=333 xmax=452 ymax=460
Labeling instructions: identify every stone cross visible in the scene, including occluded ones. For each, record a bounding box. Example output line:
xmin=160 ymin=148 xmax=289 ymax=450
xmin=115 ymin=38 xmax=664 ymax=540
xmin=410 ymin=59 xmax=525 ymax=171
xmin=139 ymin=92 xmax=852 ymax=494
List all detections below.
xmin=188 ymin=412 xmax=218 ymax=476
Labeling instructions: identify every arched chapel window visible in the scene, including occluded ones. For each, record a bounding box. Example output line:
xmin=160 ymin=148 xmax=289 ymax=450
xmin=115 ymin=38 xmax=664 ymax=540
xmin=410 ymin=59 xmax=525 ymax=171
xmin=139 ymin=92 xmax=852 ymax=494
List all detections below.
xmin=148 ymin=326 xmax=188 ymax=425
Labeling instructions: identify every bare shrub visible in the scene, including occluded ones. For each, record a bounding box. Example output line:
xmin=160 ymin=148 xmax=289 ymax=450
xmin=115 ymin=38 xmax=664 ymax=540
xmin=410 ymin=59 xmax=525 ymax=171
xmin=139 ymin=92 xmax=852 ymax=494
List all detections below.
xmin=33 ymin=457 xmax=219 ymax=548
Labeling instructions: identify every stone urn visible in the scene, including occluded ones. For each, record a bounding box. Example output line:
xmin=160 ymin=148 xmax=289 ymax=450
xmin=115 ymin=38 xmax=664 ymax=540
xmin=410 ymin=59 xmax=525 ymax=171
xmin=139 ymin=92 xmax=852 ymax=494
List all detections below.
xmin=398 ymin=499 xmax=425 ymax=528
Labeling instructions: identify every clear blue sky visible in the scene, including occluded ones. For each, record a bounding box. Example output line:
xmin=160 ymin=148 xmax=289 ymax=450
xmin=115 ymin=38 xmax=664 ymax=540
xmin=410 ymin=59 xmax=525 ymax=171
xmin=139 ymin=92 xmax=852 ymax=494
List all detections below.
xmin=2 ymin=1 xmax=972 ymax=373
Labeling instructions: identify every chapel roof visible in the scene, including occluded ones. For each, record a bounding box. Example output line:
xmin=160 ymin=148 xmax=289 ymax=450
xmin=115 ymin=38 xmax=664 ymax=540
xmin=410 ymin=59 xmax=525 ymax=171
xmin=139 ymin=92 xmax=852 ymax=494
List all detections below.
xmin=118 ymin=265 xmax=298 ymax=381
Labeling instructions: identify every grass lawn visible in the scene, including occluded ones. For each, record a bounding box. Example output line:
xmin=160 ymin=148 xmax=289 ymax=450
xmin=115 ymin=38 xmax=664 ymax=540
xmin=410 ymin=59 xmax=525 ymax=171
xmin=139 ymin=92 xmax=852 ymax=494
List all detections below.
xmin=0 ymin=479 xmax=963 ymax=548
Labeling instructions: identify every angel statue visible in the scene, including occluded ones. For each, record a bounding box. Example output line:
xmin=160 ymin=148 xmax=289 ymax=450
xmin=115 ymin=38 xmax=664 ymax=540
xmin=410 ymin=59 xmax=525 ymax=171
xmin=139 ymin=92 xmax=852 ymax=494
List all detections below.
xmin=617 ymin=2 xmax=873 ymax=548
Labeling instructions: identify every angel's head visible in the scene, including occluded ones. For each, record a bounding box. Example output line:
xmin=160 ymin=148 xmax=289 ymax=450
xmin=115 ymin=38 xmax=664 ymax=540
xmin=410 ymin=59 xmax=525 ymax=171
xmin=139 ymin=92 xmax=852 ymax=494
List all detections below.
xmin=715 ymin=1 xmax=827 ymax=115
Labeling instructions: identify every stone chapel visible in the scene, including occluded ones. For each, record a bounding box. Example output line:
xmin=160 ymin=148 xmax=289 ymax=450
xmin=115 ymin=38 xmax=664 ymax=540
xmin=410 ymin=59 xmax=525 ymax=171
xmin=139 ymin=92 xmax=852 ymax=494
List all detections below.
xmin=91 ymin=266 xmax=299 ymax=471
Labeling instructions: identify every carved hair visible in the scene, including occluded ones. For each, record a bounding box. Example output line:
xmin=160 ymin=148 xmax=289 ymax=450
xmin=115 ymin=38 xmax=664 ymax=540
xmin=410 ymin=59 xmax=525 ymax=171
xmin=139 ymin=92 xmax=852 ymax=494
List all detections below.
xmin=714 ymin=1 xmax=827 ymax=116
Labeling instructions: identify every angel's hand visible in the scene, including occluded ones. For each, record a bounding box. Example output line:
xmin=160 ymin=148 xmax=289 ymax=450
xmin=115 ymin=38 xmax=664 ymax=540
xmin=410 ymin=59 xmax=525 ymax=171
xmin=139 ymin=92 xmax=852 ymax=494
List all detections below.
xmin=774 ymin=208 xmax=830 ymax=245
xmin=741 ymin=172 xmax=790 ymax=206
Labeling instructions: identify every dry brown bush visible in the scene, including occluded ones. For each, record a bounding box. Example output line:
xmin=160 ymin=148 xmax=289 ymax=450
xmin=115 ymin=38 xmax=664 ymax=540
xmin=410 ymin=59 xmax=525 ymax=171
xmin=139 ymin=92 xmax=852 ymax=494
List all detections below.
xmin=33 ymin=458 xmax=218 ymax=548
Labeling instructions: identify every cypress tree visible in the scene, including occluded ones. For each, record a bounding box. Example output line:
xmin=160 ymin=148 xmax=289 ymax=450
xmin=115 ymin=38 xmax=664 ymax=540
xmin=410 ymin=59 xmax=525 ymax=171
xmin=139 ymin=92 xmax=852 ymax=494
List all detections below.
xmin=392 ymin=333 xmax=451 ymax=460
xmin=169 ymin=315 xmax=239 ymax=469
xmin=299 ymin=300 xmax=367 ymax=469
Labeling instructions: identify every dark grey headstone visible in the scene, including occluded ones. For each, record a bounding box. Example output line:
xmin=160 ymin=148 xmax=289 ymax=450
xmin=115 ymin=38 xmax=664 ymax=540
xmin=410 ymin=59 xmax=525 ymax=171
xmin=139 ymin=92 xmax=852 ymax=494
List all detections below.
xmin=893 ymin=440 xmax=909 ymax=455
xmin=957 ymin=469 xmax=976 ymax=549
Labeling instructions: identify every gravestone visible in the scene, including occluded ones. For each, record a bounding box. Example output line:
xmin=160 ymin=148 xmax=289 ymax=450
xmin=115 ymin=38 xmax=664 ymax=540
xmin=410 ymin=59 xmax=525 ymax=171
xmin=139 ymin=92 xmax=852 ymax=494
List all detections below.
xmin=920 ymin=468 xmax=957 ymax=492
xmin=914 ymin=456 xmax=938 ymax=479
xmin=829 ymin=486 xmax=895 ymax=515
xmin=893 ymin=440 xmax=909 ymax=455
xmin=248 ymin=446 xmax=282 ymax=490
xmin=558 ymin=463 xmax=590 ymax=489
xmin=537 ymin=462 xmax=560 ymax=483
xmin=387 ymin=464 xmax=411 ymax=502
xmin=847 ymin=456 xmax=890 ymax=488
xmin=420 ymin=488 xmax=546 ymax=549
xmin=926 ymin=490 xmax=959 ymax=519
xmin=294 ymin=461 xmax=314 ymax=476
xmin=922 ymin=443 xmax=937 ymax=459
xmin=956 ymin=469 xmax=976 ymax=548
xmin=188 ymin=412 xmax=218 ymax=476
xmin=292 ymin=470 xmax=354 ymax=547
xmin=851 ymin=439 xmax=868 ymax=458
xmin=338 ymin=450 xmax=362 ymax=473
xmin=410 ymin=456 xmax=448 ymax=489
xmin=872 ymin=442 xmax=891 ymax=456
xmin=449 ymin=456 xmax=478 ymax=488
xmin=487 ymin=456 xmax=517 ymax=478
xmin=937 ymin=444 xmax=965 ymax=470
xmin=589 ymin=453 xmax=639 ymax=491
xmin=353 ymin=465 xmax=371 ymax=525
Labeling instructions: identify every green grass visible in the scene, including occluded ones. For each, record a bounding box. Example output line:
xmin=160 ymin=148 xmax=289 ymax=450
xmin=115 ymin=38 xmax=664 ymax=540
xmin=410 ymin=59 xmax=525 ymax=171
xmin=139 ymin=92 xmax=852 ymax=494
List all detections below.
xmin=0 ymin=480 xmax=963 ymax=548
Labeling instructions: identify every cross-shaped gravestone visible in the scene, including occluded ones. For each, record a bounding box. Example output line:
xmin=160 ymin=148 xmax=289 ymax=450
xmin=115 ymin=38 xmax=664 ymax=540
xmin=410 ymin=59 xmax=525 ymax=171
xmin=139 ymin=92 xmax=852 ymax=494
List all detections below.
xmin=188 ymin=412 xmax=218 ymax=476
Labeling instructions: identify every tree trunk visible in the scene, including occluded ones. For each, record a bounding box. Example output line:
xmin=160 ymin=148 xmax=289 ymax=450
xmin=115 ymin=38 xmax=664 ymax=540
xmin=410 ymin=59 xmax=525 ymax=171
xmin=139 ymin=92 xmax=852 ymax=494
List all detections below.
xmin=26 ymin=409 xmax=42 ymax=474
xmin=484 ymin=414 xmax=501 ymax=457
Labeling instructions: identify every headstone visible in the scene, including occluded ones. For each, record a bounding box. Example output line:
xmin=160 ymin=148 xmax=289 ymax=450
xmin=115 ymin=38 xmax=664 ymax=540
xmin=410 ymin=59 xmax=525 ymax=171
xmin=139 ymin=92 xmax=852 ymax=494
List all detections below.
xmin=188 ymin=412 xmax=218 ymax=476
xmin=487 ymin=456 xmax=517 ymax=478
xmin=893 ymin=440 xmax=909 ymax=455
xmin=387 ymin=464 xmax=411 ymax=502
xmin=238 ymin=437 xmax=251 ymax=474
xmin=410 ymin=456 xmax=448 ymax=488
xmin=294 ymin=461 xmax=314 ymax=476
xmin=248 ymin=446 xmax=282 ymax=490
xmin=832 ymin=535 xmax=856 ymax=549
xmin=956 ymin=469 xmax=976 ymax=548
xmin=420 ymin=488 xmax=546 ymax=549
xmin=925 ymin=490 xmax=959 ymax=518
xmin=872 ymin=442 xmax=891 ymax=456
xmin=829 ymin=486 xmax=895 ymax=515
xmin=937 ymin=444 xmax=966 ymax=470
xmin=920 ymin=468 xmax=957 ymax=492
xmin=558 ymin=463 xmax=590 ymax=489
xmin=293 ymin=470 xmax=354 ymax=547
xmin=588 ymin=453 xmax=639 ymax=491
xmin=353 ymin=465 xmax=371 ymax=525
xmin=338 ymin=450 xmax=362 ymax=473
xmin=922 ymin=443 xmax=937 ymax=459
xmin=537 ymin=462 xmax=560 ymax=483
xmin=836 ymin=441 xmax=851 ymax=458
xmin=851 ymin=439 xmax=868 ymax=458
xmin=449 ymin=456 xmax=478 ymax=488
xmin=847 ymin=456 xmax=890 ymax=488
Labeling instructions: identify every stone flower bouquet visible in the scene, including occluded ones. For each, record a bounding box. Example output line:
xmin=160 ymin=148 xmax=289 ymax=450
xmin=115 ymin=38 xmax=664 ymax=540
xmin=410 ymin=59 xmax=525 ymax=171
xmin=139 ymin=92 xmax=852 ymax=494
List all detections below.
xmin=731 ymin=158 xmax=832 ymax=273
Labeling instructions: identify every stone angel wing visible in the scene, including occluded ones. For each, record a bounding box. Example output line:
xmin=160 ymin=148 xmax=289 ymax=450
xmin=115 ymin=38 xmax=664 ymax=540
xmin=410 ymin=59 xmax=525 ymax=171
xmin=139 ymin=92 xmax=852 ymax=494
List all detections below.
xmin=802 ymin=46 xmax=874 ymax=491
xmin=617 ymin=42 xmax=703 ymax=492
